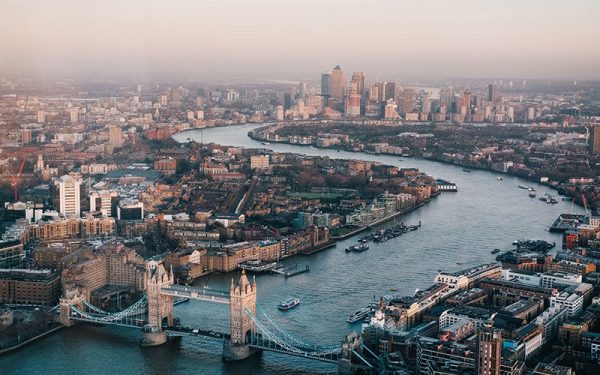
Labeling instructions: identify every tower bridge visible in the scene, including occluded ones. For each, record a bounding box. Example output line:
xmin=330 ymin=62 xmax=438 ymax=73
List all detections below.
xmin=58 ymin=264 xmax=368 ymax=368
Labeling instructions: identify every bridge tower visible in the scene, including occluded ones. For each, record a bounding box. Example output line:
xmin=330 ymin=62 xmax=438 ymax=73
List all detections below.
xmin=59 ymin=288 xmax=86 ymax=327
xmin=223 ymin=270 xmax=261 ymax=361
xmin=141 ymin=263 xmax=174 ymax=347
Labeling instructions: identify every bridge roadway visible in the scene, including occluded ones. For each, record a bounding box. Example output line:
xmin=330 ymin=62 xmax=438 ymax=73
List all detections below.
xmin=166 ymin=326 xmax=231 ymax=341
xmin=160 ymin=284 xmax=231 ymax=304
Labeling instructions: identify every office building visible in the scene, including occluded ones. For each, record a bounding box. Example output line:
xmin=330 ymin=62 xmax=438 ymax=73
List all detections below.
xmin=589 ymin=125 xmax=600 ymax=155
xmin=476 ymin=321 xmax=502 ymax=375
xmin=55 ymin=174 xmax=82 ymax=218
xmin=330 ymin=65 xmax=345 ymax=100
xmin=321 ymin=72 xmax=331 ymax=100
xmin=488 ymin=84 xmax=497 ymax=103
xmin=109 ymin=126 xmax=124 ymax=148
xmin=0 ymin=269 xmax=61 ymax=306
xmin=345 ymin=80 xmax=361 ymax=117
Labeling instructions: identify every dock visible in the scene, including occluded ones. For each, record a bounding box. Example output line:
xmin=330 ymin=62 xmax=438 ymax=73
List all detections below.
xmin=270 ymin=264 xmax=310 ymax=278
xmin=238 ymin=261 xmax=278 ymax=273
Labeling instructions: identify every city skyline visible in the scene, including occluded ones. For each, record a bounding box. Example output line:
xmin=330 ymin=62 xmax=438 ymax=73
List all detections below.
xmin=1 ymin=0 xmax=599 ymax=80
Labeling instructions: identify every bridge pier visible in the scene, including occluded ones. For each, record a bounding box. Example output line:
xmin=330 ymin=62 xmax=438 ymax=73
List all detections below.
xmin=141 ymin=326 xmax=168 ymax=347
xmin=222 ymin=340 xmax=261 ymax=361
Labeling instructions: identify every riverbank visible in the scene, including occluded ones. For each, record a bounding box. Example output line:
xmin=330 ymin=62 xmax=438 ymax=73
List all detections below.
xmin=0 ymin=324 xmax=63 ymax=355
xmin=247 ymin=127 xmax=584 ymax=208
xmin=332 ymin=202 xmax=426 ymax=240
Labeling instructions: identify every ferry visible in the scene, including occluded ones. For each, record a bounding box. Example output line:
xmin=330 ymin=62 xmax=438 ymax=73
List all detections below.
xmin=347 ymin=308 xmax=370 ymax=323
xmin=277 ymin=297 xmax=300 ymax=311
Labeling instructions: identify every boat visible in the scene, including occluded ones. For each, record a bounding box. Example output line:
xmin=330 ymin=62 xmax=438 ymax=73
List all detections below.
xmin=346 ymin=243 xmax=369 ymax=252
xmin=491 ymin=249 xmax=501 ymax=254
xmin=528 ymin=187 xmax=536 ymax=192
xmin=261 ymin=142 xmax=270 ymax=145
xmin=462 ymin=169 xmax=472 ymax=173
xmin=277 ymin=297 xmax=300 ymax=311
xmin=497 ymin=177 xmax=503 ymax=181
xmin=529 ymin=191 xmax=536 ymax=198
xmin=389 ymin=287 xmax=398 ymax=292
xmin=355 ymin=243 xmax=369 ymax=252
xmin=456 ymin=262 xmax=463 ymax=265
xmin=347 ymin=308 xmax=370 ymax=323
xmin=518 ymin=185 xmax=528 ymax=190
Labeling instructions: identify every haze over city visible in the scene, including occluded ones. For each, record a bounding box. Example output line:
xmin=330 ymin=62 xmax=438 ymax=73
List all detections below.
xmin=1 ymin=0 xmax=599 ymax=80
xmin=3 ymin=2 xmax=600 ymax=375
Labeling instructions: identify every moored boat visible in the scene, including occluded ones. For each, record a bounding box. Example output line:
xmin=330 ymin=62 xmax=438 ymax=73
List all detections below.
xmin=347 ymin=308 xmax=370 ymax=323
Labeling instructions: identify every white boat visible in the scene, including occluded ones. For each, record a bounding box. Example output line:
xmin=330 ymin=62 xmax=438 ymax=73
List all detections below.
xmin=278 ymin=297 xmax=300 ymax=311
xmin=347 ymin=308 xmax=370 ymax=323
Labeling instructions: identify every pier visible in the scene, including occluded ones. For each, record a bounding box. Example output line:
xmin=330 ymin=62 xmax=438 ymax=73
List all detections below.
xmin=270 ymin=264 xmax=310 ymax=278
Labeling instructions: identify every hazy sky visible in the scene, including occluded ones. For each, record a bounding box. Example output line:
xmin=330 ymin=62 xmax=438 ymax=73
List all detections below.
xmin=1 ymin=0 xmax=599 ymax=80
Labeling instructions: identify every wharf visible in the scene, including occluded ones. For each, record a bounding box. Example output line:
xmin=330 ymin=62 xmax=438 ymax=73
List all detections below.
xmin=238 ymin=261 xmax=278 ymax=273
xmin=270 ymin=264 xmax=310 ymax=278
xmin=332 ymin=202 xmax=425 ymax=240
xmin=549 ymin=214 xmax=587 ymax=233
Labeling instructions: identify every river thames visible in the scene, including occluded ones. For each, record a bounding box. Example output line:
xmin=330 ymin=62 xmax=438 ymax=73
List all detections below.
xmin=1 ymin=124 xmax=585 ymax=375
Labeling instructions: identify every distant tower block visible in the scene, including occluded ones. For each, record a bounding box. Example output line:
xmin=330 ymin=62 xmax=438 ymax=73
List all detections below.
xmin=142 ymin=264 xmax=174 ymax=347
xmin=223 ymin=270 xmax=260 ymax=361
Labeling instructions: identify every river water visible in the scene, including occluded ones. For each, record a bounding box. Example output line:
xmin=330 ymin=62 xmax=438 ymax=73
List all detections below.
xmin=2 ymin=124 xmax=584 ymax=375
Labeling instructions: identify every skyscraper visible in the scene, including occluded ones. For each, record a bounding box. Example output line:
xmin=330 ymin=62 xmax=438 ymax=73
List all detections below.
xmin=368 ymin=83 xmax=379 ymax=102
xmin=351 ymin=72 xmax=365 ymax=98
xmin=56 ymin=174 xmax=82 ymax=218
xmin=439 ymin=86 xmax=454 ymax=112
xmin=488 ymin=84 xmax=497 ymax=103
xmin=476 ymin=320 xmax=502 ymax=375
xmin=384 ymin=82 xmax=397 ymax=102
xmin=330 ymin=65 xmax=345 ymax=100
xmin=590 ymin=125 xmax=600 ymax=155
xmin=321 ymin=72 xmax=331 ymax=101
xmin=345 ymin=81 xmax=361 ymax=117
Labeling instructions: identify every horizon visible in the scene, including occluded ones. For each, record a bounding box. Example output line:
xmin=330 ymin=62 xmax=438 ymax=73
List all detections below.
xmin=1 ymin=0 xmax=599 ymax=80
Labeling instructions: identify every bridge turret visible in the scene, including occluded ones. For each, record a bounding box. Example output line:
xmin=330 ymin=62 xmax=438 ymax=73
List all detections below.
xmin=223 ymin=270 xmax=260 ymax=361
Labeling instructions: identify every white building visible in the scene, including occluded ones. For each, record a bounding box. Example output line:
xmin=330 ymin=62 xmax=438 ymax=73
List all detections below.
xmin=534 ymin=305 xmax=567 ymax=344
xmin=55 ymin=174 xmax=82 ymax=218
xmin=550 ymin=291 xmax=583 ymax=317
xmin=89 ymin=190 xmax=118 ymax=217
xmin=502 ymin=269 xmax=541 ymax=286
xmin=435 ymin=264 xmax=502 ymax=291
xmin=540 ymin=271 xmax=582 ymax=289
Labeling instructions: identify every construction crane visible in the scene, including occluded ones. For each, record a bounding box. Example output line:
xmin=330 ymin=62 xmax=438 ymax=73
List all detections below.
xmin=582 ymin=192 xmax=591 ymax=218
xmin=10 ymin=159 xmax=26 ymax=202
